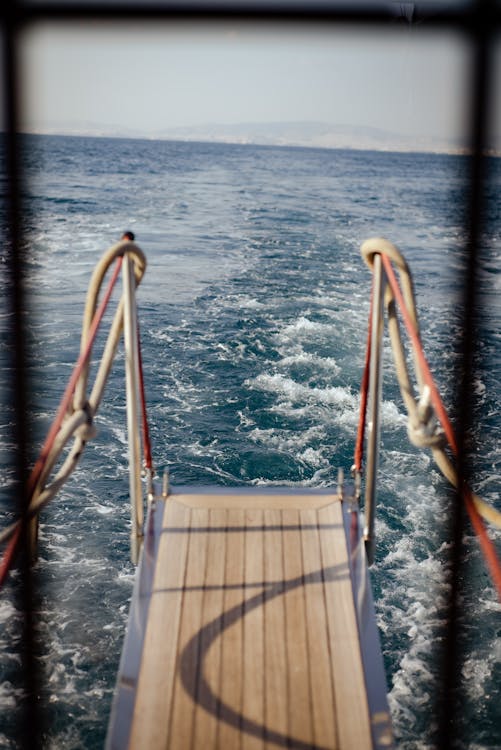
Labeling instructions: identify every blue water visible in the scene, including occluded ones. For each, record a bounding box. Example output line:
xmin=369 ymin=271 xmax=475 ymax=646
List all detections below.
xmin=1 ymin=134 xmax=500 ymax=749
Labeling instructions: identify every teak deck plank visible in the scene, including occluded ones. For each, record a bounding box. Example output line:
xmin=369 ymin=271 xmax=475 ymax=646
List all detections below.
xmin=282 ymin=508 xmax=313 ymax=745
xmin=319 ymin=503 xmax=372 ymax=749
xmin=300 ymin=508 xmax=337 ymax=747
xmin=167 ymin=506 xmax=209 ymax=749
xmin=262 ymin=509 xmax=288 ymax=746
xmin=128 ymin=492 xmax=373 ymax=749
xmin=218 ymin=507 xmax=245 ymax=750
xmin=242 ymin=509 xmax=265 ymax=750
xmin=193 ymin=508 xmax=227 ymax=749
xmin=129 ymin=499 xmax=190 ymax=749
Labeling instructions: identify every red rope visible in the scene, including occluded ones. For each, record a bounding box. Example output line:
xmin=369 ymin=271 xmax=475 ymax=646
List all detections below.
xmin=0 ymin=525 xmax=21 ymax=588
xmin=380 ymin=252 xmax=501 ymax=601
xmin=464 ymin=488 xmax=501 ymax=599
xmin=380 ymin=255 xmax=457 ymax=453
xmin=28 ymin=256 xmax=123 ymax=497
xmin=353 ymin=280 xmax=374 ymax=474
xmin=137 ymin=325 xmax=153 ymax=471
xmin=0 ymin=256 xmax=123 ymax=586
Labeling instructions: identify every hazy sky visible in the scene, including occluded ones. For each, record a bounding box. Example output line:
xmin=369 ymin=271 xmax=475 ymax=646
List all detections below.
xmin=19 ymin=20 xmax=498 ymax=143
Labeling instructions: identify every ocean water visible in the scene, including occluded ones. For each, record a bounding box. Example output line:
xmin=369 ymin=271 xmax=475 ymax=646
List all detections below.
xmin=0 ymin=134 xmax=500 ymax=749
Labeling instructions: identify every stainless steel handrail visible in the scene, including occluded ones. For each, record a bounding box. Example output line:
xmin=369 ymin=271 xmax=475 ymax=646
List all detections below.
xmin=363 ymin=253 xmax=386 ymax=565
xmin=122 ymin=254 xmax=145 ymax=564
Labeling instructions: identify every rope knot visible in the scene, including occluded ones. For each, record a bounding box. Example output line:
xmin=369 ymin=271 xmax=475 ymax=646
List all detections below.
xmin=74 ymin=402 xmax=97 ymax=441
xmin=407 ymin=385 xmax=446 ymax=448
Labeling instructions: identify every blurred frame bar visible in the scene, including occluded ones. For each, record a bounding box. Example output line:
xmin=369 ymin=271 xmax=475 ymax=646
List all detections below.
xmin=2 ymin=2 xmax=44 ymax=748
xmin=0 ymin=2 xmax=499 ymax=749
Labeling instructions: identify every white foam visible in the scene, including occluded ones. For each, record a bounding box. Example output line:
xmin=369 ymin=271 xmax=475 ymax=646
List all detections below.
xmin=247 ymin=372 xmax=356 ymax=408
xmin=278 ymin=316 xmax=334 ymax=342
xmin=472 ymin=376 xmax=487 ymax=399
xmin=481 ymin=596 xmax=501 ymax=614
xmin=247 ymin=425 xmax=330 ymax=470
xmin=246 ymin=372 xmax=405 ymax=436
xmin=237 ymin=297 xmax=265 ymax=310
xmin=0 ymin=681 xmax=24 ymax=709
xmin=277 ymin=350 xmax=341 ymax=375
xmin=462 ymin=655 xmax=493 ymax=701
xmin=236 ymin=410 xmax=255 ymax=429
xmin=0 ymin=600 xmax=19 ymax=626
xmin=250 ymin=467 xmax=330 ymax=488
xmin=149 ymin=330 xmax=174 ymax=344
xmin=248 ymin=424 xmax=325 ymax=450
xmin=93 ymin=503 xmax=115 ymax=516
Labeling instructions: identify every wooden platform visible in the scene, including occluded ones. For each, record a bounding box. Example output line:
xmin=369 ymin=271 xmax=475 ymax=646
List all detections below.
xmin=107 ymin=489 xmax=393 ymax=750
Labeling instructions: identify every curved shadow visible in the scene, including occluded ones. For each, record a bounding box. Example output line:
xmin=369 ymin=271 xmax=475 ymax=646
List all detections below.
xmin=179 ymin=563 xmax=346 ymax=750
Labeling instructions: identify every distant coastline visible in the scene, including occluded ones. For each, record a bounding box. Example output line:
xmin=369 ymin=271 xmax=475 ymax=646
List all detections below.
xmin=17 ymin=120 xmax=501 ymax=157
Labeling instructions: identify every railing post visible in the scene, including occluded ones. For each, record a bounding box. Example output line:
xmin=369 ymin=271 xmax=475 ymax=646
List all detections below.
xmin=122 ymin=253 xmax=144 ymax=564
xmin=363 ymin=252 xmax=385 ymax=565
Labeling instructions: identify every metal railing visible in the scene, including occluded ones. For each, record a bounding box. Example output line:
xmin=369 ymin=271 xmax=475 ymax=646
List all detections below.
xmin=122 ymin=253 xmax=146 ymax=564
xmin=362 ymin=252 xmax=385 ymax=566
xmin=357 ymin=238 xmax=501 ymax=598
xmin=0 ymin=242 xmax=148 ymax=578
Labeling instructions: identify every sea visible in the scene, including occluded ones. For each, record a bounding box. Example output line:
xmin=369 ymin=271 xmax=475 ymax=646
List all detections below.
xmin=0 ymin=134 xmax=500 ymax=749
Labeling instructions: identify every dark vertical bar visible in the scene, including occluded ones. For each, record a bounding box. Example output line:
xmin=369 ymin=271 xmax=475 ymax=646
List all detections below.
xmin=0 ymin=4 xmax=498 ymax=750
xmin=437 ymin=2 xmax=493 ymax=748
xmin=2 ymin=5 xmax=43 ymax=749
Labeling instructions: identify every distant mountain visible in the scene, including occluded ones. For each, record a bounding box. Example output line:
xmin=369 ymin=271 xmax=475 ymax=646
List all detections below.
xmin=22 ymin=120 xmax=145 ymax=140
xmin=22 ymin=119 xmax=498 ymax=155
xmin=152 ymin=121 xmax=467 ymax=154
